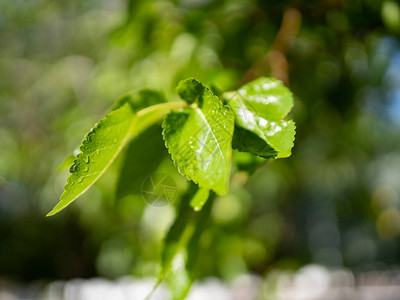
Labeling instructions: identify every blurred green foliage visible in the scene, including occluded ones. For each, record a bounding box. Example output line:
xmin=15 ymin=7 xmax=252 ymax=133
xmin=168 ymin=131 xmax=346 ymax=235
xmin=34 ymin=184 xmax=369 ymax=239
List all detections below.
xmin=1 ymin=0 xmax=400 ymax=288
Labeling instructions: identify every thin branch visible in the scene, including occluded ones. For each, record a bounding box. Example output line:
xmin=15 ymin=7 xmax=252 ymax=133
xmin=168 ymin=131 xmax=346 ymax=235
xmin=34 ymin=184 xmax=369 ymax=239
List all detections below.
xmin=242 ymin=7 xmax=302 ymax=86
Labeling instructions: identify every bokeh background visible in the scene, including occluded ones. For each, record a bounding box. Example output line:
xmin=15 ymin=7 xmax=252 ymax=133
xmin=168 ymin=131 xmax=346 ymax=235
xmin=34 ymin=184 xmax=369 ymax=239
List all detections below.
xmin=1 ymin=0 xmax=400 ymax=299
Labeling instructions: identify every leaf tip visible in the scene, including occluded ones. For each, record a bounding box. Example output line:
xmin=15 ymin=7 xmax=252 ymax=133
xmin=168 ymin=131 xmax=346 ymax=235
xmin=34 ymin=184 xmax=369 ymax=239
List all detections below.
xmin=46 ymin=195 xmax=69 ymax=217
xmin=46 ymin=209 xmax=57 ymax=217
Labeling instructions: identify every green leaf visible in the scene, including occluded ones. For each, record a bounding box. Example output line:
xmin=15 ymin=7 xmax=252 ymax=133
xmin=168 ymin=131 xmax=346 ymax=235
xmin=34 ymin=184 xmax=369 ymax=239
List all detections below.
xmin=225 ymin=77 xmax=295 ymax=158
xmin=48 ymin=100 xmax=185 ymax=216
xmin=226 ymin=77 xmax=293 ymax=121
xmin=263 ymin=119 xmax=296 ymax=158
xmin=162 ymin=78 xmax=235 ymax=195
xmin=47 ymin=102 xmax=135 ymax=217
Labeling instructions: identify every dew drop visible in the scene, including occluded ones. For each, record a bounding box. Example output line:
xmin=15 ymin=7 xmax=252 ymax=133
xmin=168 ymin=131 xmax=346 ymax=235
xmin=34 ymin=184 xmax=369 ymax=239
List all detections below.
xmin=194 ymin=206 xmax=200 ymax=211
xmin=69 ymin=165 xmax=76 ymax=173
xmin=83 ymin=166 xmax=89 ymax=172
xmin=77 ymin=178 xmax=84 ymax=183
xmin=85 ymin=156 xmax=90 ymax=164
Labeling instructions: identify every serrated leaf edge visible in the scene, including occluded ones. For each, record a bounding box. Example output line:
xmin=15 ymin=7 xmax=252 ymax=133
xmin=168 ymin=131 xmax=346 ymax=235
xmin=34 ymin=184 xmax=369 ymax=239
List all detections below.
xmin=226 ymin=93 xmax=295 ymax=158
xmin=48 ymin=101 xmax=186 ymax=216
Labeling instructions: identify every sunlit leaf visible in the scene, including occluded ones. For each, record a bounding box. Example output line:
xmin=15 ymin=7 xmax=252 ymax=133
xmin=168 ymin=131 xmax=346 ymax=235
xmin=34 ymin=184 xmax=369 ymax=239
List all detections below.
xmin=226 ymin=77 xmax=293 ymax=121
xmin=224 ymin=77 xmax=295 ymax=158
xmin=49 ymin=98 xmax=185 ymax=216
xmin=162 ymin=78 xmax=235 ymax=195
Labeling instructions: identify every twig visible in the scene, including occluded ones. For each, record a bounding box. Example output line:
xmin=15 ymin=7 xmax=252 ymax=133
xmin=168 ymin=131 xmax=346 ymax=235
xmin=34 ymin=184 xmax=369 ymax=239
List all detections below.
xmin=242 ymin=7 xmax=302 ymax=86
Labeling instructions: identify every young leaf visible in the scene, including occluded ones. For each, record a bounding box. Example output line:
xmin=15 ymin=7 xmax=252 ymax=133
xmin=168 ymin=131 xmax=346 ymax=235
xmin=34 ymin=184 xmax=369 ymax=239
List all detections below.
xmin=162 ymin=78 xmax=235 ymax=196
xmin=48 ymin=99 xmax=185 ymax=216
xmin=224 ymin=77 xmax=295 ymax=158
